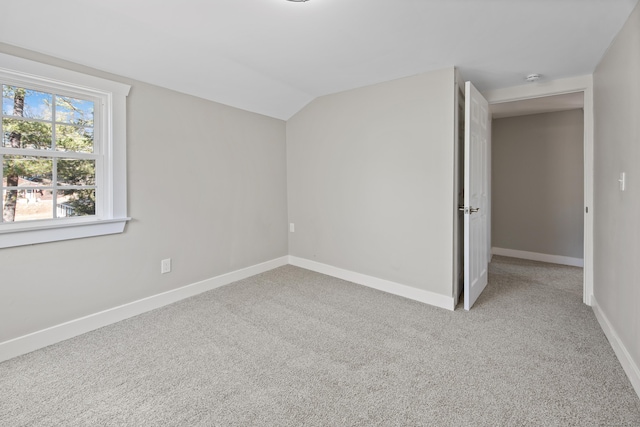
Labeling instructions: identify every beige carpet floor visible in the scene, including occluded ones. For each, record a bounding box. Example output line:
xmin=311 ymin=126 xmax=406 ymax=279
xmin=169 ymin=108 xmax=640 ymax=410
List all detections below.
xmin=1 ymin=256 xmax=639 ymax=426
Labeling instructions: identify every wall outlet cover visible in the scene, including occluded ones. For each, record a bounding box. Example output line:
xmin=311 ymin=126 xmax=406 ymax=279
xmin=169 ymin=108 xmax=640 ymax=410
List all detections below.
xmin=161 ymin=258 xmax=171 ymax=274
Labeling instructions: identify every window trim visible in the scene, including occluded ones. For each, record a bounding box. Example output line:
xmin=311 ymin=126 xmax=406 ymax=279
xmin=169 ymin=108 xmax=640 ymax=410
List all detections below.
xmin=0 ymin=53 xmax=131 ymax=248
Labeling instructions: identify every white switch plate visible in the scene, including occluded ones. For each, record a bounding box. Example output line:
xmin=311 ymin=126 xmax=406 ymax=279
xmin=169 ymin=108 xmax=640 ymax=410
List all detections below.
xmin=619 ymin=172 xmax=626 ymax=191
xmin=161 ymin=258 xmax=171 ymax=274
xmin=289 ymin=223 xmax=295 ymax=233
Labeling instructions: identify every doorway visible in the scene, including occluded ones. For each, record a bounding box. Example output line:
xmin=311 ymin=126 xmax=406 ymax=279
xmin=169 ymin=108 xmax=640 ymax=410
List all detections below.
xmin=485 ymin=78 xmax=594 ymax=305
xmin=453 ymin=76 xmax=594 ymax=307
xmin=491 ymin=94 xmax=585 ymax=267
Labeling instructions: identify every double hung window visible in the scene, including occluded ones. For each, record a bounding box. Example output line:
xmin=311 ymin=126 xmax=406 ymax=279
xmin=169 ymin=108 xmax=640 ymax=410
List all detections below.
xmin=2 ymin=85 xmax=98 ymax=222
xmin=0 ymin=53 xmax=130 ymax=248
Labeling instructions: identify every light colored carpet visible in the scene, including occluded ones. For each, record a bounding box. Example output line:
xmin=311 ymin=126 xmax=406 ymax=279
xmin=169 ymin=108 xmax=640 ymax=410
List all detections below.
xmin=1 ymin=256 xmax=639 ymax=426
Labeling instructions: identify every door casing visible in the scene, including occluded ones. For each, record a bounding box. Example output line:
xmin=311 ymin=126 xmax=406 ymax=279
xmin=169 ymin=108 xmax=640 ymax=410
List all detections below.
xmin=481 ymin=75 xmax=594 ymax=305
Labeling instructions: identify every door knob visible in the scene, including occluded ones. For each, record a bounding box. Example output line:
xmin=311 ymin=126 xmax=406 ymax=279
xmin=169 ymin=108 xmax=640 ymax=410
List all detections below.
xmin=470 ymin=207 xmax=479 ymax=213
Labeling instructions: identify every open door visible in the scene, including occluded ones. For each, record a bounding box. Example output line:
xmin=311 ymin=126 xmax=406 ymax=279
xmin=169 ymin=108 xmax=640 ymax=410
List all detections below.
xmin=463 ymin=81 xmax=490 ymax=310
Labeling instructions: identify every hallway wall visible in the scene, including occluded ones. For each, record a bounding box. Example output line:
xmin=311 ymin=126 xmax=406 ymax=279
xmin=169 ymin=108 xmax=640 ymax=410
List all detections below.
xmin=492 ymin=110 xmax=584 ymax=260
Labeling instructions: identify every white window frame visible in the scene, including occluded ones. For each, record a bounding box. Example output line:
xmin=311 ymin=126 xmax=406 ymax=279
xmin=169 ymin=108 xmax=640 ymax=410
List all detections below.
xmin=0 ymin=53 xmax=130 ymax=248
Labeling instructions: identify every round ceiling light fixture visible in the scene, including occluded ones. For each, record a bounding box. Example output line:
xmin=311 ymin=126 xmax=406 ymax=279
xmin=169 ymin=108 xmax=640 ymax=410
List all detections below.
xmin=286 ymin=0 xmax=309 ymax=2
xmin=525 ymin=73 xmax=541 ymax=82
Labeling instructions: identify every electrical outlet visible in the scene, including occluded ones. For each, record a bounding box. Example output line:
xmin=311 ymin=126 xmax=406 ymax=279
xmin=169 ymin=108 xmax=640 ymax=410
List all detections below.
xmin=161 ymin=258 xmax=171 ymax=274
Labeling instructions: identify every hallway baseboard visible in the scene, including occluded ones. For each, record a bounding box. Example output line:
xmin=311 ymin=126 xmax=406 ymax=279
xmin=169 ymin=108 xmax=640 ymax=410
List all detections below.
xmin=492 ymin=247 xmax=583 ymax=267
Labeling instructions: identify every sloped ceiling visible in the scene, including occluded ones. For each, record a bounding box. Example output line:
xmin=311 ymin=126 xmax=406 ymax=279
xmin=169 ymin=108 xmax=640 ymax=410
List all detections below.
xmin=2 ymin=0 xmax=638 ymax=120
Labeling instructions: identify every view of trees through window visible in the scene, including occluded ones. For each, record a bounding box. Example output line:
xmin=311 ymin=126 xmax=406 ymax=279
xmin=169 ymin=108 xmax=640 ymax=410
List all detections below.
xmin=2 ymin=84 xmax=96 ymax=223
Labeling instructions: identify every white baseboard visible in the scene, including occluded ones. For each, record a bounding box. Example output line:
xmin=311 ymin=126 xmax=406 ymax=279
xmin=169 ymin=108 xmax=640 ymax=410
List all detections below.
xmin=288 ymin=256 xmax=455 ymax=311
xmin=492 ymin=247 xmax=584 ymax=267
xmin=0 ymin=256 xmax=289 ymax=363
xmin=592 ymin=297 xmax=640 ymax=399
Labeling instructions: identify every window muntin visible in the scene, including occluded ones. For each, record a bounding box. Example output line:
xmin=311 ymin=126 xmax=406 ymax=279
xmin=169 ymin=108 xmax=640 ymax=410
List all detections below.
xmin=2 ymin=84 xmax=98 ymax=223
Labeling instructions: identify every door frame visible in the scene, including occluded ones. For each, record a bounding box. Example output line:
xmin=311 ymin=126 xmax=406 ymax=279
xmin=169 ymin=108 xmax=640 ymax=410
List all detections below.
xmin=452 ymin=73 xmax=465 ymax=307
xmin=482 ymin=75 xmax=594 ymax=306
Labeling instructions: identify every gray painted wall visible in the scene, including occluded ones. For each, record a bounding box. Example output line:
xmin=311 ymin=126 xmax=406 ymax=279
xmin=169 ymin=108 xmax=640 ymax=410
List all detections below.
xmin=593 ymin=2 xmax=640 ymax=380
xmin=492 ymin=110 xmax=584 ymax=259
xmin=0 ymin=44 xmax=288 ymax=343
xmin=287 ymin=68 xmax=456 ymax=296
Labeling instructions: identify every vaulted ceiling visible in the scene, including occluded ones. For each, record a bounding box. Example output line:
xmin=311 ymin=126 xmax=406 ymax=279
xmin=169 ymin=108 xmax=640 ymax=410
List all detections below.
xmin=2 ymin=0 xmax=638 ymax=120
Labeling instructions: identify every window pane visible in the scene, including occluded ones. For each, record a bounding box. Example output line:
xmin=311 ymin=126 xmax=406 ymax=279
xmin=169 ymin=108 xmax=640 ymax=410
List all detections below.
xmin=2 ymin=86 xmax=52 ymax=120
xmin=7 ymin=189 xmax=54 ymax=222
xmin=57 ymin=159 xmax=95 ymax=186
xmin=3 ymin=156 xmax=53 ymax=187
xmin=2 ymin=118 xmax=53 ymax=149
xmin=55 ymin=96 xmax=94 ymax=126
xmin=55 ymin=125 xmax=94 ymax=153
xmin=57 ymin=189 xmax=95 ymax=217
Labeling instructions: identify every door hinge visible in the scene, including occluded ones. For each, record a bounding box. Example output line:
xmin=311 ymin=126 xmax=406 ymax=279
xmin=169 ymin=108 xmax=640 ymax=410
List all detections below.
xmin=458 ymin=206 xmax=473 ymax=214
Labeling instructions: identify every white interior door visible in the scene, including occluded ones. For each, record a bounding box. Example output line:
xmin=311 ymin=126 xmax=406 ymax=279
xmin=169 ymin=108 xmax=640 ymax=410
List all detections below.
xmin=463 ymin=81 xmax=490 ymax=310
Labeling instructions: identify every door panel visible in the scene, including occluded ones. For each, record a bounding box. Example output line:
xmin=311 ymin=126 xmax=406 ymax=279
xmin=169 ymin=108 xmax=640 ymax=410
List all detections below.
xmin=464 ymin=81 xmax=490 ymax=310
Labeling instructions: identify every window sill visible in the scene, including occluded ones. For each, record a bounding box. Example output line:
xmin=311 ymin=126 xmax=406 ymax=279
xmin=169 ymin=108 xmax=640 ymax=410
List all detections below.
xmin=0 ymin=217 xmax=131 ymax=249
